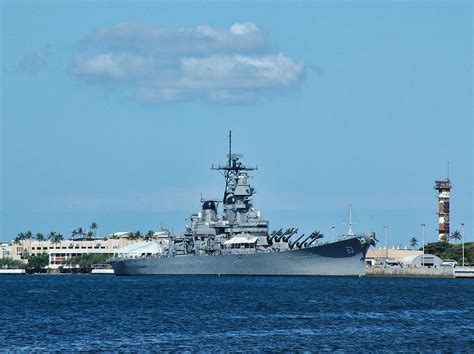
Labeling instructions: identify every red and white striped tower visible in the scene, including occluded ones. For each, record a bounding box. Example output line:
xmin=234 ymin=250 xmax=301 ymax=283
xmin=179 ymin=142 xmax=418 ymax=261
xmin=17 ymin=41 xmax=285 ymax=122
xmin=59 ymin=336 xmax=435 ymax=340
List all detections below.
xmin=434 ymin=178 xmax=452 ymax=242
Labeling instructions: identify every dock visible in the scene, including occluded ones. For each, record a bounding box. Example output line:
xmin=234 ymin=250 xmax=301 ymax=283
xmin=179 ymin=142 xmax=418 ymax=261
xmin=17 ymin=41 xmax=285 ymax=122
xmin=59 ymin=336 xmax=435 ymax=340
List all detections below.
xmin=91 ymin=269 xmax=115 ymax=274
xmin=454 ymin=267 xmax=474 ymax=278
xmin=364 ymin=266 xmax=474 ymax=278
xmin=0 ymin=269 xmax=26 ymax=275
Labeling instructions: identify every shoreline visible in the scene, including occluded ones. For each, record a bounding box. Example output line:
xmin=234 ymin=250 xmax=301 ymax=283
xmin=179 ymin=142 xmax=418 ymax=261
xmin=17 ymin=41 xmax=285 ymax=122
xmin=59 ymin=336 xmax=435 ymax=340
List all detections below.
xmin=2 ymin=267 xmax=474 ymax=278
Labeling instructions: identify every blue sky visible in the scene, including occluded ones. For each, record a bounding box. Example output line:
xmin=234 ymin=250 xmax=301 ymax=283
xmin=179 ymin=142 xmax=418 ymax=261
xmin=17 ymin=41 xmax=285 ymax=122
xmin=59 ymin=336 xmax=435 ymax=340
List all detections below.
xmin=1 ymin=1 xmax=472 ymax=246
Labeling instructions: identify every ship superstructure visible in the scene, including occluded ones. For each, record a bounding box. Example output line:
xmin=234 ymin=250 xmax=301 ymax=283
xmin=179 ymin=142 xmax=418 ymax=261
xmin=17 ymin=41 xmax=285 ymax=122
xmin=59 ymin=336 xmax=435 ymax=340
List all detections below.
xmin=110 ymin=132 xmax=376 ymax=276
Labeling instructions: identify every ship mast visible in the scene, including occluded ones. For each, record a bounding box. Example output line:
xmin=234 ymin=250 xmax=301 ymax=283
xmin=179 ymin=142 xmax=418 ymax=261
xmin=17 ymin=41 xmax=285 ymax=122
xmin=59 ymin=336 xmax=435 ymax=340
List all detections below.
xmin=211 ymin=130 xmax=257 ymax=203
xmin=348 ymin=203 xmax=354 ymax=236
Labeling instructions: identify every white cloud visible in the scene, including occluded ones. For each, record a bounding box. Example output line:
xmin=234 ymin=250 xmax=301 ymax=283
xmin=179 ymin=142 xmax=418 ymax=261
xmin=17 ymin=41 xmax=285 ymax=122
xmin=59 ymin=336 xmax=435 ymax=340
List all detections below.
xmin=179 ymin=54 xmax=303 ymax=89
xmin=73 ymin=53 xmax=153 ymax=80
xmin=229 ymin=22 xmax=259 ymax=36
xmin=73 ymin=22 xmax=305 ymax=104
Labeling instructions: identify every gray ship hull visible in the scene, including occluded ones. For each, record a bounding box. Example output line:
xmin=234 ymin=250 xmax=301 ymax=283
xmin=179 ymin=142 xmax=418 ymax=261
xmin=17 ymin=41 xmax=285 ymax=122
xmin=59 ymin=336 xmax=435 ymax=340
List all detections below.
xmin=110 ymin=236 xmax=371 ymax=276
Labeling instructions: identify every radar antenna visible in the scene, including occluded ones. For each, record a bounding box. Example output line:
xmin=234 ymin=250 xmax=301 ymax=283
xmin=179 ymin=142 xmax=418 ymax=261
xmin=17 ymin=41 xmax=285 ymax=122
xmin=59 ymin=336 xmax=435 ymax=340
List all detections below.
xmin=211 ymin=130 xmax=257 ymax=203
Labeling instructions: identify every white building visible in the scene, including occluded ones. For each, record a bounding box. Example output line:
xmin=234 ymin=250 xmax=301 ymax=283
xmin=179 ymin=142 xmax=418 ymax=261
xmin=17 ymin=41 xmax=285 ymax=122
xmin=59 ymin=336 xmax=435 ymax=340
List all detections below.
xmin=2 ymin=235 xmax=143 ymax=268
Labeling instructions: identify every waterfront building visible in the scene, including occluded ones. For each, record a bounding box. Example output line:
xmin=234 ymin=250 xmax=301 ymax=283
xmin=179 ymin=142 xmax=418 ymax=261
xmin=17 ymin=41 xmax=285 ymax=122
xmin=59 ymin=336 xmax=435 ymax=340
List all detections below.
xmin=400 ymin=254 xmax=443 ymax=267
xmin=0 ymin=241 xmax=12 ymax=259
xmin=2 ymin=234 xmax=143 ymax=268
xmin=365 ymin=248 xmax=422 ymax=266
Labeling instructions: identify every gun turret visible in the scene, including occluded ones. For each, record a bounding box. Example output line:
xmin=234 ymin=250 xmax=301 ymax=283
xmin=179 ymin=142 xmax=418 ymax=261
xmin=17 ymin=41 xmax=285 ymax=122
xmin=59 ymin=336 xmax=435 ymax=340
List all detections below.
xmin=267 ymin=228 xmax=283 ymax=245
xmin=274 ymin=229 xmax=285 ymax=242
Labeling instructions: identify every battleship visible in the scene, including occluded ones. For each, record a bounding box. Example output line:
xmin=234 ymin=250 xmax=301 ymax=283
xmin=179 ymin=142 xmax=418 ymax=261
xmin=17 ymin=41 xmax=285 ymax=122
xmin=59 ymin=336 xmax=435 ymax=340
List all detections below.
xmin=110 ymin=132 xmax=376 ymax=276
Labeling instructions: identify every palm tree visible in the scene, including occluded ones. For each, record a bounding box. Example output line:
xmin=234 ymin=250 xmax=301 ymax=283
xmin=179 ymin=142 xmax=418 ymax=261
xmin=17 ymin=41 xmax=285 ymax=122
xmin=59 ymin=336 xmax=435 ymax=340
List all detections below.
xmin=56 ymin=233 xmax=64 ymax=243
xmin=35 ymin=233 xmax=45 ymax=242
xmin=144 ymin=230 xmax=154 ymax=241
xmin=51 ymin=232 xmax=64 ymax=245
xmin=35 ymin=233 xmax=45 ymax=253
xmin=306 ymin=231 xmax=324 ymax=247
xmin=70 ymin=229 xmax=78 ymax=240
xmin=134 ymin=231 xmax=142 ymax=240
xmin=15 ymin=232 xmax=25 ymax=245
xmin=15 ymin=231 xmax=32 ymax=246
xmin=451 ymin=230 xmax=462 ymax=244
xmin=311 ymin=231 xmax=324 ymax=240
xmin=77 ymin=227 xmax=84 ymax=239
xmin=86 ymin=231 xmax=94 ymax=240
xmin=90 ymin=222 xmax=98 ymax=238
xmin=409 ymin=237 xmax=418 ymax=249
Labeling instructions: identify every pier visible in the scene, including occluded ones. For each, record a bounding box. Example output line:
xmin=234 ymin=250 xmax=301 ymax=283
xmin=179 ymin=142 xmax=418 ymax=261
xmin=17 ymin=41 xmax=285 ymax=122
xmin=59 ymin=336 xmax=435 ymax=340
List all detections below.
xmin=364 ymin=266 xmax=474 ymax=278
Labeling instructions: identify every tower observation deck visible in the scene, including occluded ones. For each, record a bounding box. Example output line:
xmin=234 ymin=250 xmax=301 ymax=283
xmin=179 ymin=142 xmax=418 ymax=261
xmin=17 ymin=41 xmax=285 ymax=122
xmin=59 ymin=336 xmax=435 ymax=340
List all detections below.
xmin=434 ymin=178 xmax=452 ymax=242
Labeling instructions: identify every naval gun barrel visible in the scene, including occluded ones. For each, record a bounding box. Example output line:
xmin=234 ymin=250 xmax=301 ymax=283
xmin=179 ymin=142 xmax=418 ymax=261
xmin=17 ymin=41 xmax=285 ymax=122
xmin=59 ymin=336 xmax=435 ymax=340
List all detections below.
xmin=298 ymin=235 xmax=313 ymax=249
xmin=282 ymin=228 xmax=298 ymax=243
xmin=304 ymin=231 xmax=324 ymax=248
xmin=289 ymin=234 xmax=305 ymax=250
xmin=305 ymin=237 xmax=318 ymax=248
xmin=267 ymin=228 xmax=283 ymax=245
xmin=275 ymin=228 xmax=290 ymax=242
xmin=273 ymin=229 xmax=285 ymax=242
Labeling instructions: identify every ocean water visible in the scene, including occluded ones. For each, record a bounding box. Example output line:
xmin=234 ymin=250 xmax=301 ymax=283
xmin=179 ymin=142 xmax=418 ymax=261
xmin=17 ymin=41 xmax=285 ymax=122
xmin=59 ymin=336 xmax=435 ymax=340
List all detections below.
xmin=0 ymin=275 xmax=473 ymax=352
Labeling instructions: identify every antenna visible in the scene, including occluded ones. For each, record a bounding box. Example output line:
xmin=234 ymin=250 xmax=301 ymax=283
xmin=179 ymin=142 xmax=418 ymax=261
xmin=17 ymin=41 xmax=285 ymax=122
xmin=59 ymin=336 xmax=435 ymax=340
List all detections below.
xmin=348 ymin=203 xmax=354 ymax=236
xmin=228 ymin=130 xmax=232 ymax=168
xmin=211 ymin=130 xmax=257 ymax=203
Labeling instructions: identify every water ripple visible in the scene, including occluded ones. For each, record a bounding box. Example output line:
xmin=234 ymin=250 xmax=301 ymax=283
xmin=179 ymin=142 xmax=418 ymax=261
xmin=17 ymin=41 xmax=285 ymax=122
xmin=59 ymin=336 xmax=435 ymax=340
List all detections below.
xmin=0 ymin=276 xmax=473 ymax=351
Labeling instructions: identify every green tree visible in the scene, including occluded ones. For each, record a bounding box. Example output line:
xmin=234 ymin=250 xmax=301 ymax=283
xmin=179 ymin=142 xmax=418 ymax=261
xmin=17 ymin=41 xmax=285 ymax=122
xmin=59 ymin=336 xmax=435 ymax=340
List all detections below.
xmin=424 ymin=241 xmax=473 ymax=265
xmin=48 ymin=231 xmax=56 ymax=242
xmin=35 ymin=233 xmax=45 ymax=242
xmin=90 ymin=222 xmax=98 ymax=238
xmin=86 ymin=231 xmax=94 ymax=240
xmin=451 ymin=230 xmax=462 ymax=244
xmin=35 ymin=232 xmax=46 ymax=254
xmin=27 ymin=253 xmax=49 ymax=272
xmin=65 ymin=253 xmax=109 ymax=273
xmin=409 ymin=237 xmax=418 ymax=249
xmin=305 ymin=231 xmax=324 ymax=247
xmin=144 ymin=230 xmax=155 ymax=241
xmin=311 ymin=231 xmax=324 ymax=240
xmin=14 ymin=232 xmax=25 ymax=245
xmin=0 ymin=257 xmax=26 ymax=269
xmin=50 ymin=232 xmax=64 ymax=244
